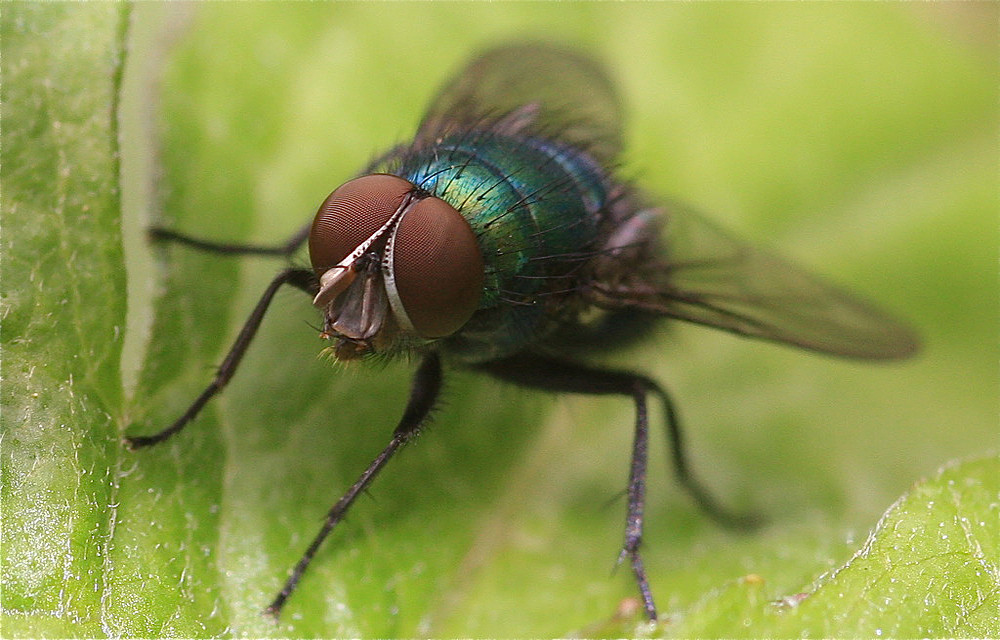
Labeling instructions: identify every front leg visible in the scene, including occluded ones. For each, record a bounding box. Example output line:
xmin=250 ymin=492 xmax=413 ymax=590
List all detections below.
xmin=265 ymin=351 xmax=443 ymax=618
xmin=125 ymin=267 xmax=316 ymax=448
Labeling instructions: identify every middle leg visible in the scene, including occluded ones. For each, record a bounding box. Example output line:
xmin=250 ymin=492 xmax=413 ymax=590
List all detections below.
xmin=149 ymin=220 xmax=312 ymax=257
xmin=475 ymin=354 xmax=664 ymax=620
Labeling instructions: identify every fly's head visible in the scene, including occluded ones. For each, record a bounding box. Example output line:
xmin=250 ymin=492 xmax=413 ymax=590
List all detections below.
xmin=308 ymin=174 xmax=485 ymax=360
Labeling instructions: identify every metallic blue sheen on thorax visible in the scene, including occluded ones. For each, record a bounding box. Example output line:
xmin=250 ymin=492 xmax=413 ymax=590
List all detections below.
xmin=377 ymin=129 xmax=613 ymax=363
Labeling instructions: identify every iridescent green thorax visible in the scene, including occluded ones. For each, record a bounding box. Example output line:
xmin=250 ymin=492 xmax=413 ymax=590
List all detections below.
xmin=378 ymin=128 xmax=613 ymax=362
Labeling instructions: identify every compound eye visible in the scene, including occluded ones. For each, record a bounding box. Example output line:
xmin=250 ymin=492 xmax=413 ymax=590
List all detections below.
xmin=390 ymin=197 xmax=484 ymax=338
xmin=309 ymin=174 xmax=413 ymax=273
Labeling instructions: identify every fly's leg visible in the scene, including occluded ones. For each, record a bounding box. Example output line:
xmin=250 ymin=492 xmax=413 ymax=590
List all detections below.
xmin=653 ymin=381 xmax=760 ymax=529
xmin=477 ymin=355 xmax=659 ymax=619
xmin=621 ymin=374 xmax=655 ymax=619
xmin=265 ymin=352 xmax=443 ymax=618
xmin=124 ymin=267 xmax=316 ymax=448
xmin=476 ymin=354 xmax=755 ymax=621
xmin=149 ymin=220 xmax=312 ymax=257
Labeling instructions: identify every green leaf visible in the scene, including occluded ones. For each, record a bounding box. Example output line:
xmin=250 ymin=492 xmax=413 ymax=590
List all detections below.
xmin=664 ymin=456 xmax=1000 ymax=638
xmin=1 ymin=3 xmax=128 ymax=636
xmin=3 ymin=3 xmax=996 ymax=637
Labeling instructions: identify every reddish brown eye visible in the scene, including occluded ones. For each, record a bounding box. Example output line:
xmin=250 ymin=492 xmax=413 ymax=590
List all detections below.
xmin=309 ymin=174 xmax=413 ymax=273
xmin=389 ymin=197 xmax=484 ymax=338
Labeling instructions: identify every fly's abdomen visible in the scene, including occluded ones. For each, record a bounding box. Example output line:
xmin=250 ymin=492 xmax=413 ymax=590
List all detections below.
xmin=383 ymin=131 xmax=611 ymax=361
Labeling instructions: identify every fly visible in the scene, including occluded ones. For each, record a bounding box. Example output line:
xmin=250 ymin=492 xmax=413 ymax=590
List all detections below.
xmin=126 ymin=43 xmax=919 ymax=621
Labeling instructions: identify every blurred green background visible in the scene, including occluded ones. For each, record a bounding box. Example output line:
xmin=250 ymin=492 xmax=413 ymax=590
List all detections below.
xmin=4 ymin=2 xmax=996 ymax=637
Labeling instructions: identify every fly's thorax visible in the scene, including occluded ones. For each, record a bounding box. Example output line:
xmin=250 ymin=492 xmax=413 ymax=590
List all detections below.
xmin=372 ymin=131 xmax=615 ymax=362
xmin=308 ymin=174 xmax=485 ymax=360
xmin=589 ymin=191 xmax=664 ymax=286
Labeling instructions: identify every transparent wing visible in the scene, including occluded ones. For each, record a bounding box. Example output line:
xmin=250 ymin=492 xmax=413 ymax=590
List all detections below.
xmin=416 ymin=43 xmax=623 ymax=163
xmin=590 ymin=201 xmax=919 ymax=360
